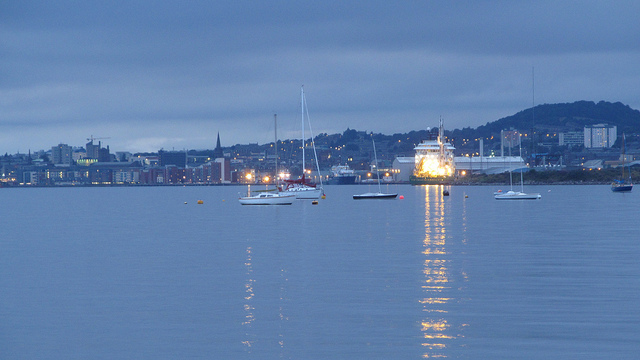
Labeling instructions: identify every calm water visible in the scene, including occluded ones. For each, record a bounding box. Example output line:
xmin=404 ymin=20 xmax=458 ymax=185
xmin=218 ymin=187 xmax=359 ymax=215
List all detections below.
xmin=1 ymin=184 xmax=639 ymax=359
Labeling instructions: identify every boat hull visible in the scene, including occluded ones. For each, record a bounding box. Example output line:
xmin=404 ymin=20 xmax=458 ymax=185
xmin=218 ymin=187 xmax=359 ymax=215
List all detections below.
xmin=239 ymin=194 xmax=295 ymax=205
xmin=611 ymin=184 xmax=633 ymax=192
xmin=281 ymin=188 xmax=323 ymax=199
xmin=409 ymin=175 xmax=453 ymax=185
xmin=353 ymin=192 xmax=398 ymax=200
xmin=327 ymin=175 xmax=357 ymax=185
xmin=494 ymin=191 xmax=541 ymax=200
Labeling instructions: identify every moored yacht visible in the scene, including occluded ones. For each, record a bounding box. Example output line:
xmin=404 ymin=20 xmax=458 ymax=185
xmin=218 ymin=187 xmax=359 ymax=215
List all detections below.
xmin=239 ymin=191 xmax=295 ymax=205
xmin=279 ymin=86 xmax=325 ymax=199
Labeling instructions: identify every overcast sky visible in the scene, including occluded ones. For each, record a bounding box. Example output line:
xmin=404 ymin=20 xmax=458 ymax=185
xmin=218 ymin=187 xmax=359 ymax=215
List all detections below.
xmin=2 ymin=1 xmax=639 ymax=154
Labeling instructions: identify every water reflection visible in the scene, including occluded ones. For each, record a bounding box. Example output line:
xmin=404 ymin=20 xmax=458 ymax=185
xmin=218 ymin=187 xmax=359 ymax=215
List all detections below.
xmin=242 ymin=243 xmax=289 ymax=356
xmin=420 ymin=185 xmax=458 ymax=358
xmin=242 ymin=246 xmax=255 ymax=350
xmin=276 ymin=254 xmax=288 ymax=354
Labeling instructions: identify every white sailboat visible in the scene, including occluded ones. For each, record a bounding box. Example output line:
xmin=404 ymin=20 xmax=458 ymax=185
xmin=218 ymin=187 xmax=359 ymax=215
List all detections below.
xmin=239 ymin=189 xmax=295 ymax=205
xmin=494 ymin=133 xmax=540 ymax=200
xmin=239 ymin=114 xmax=295 ymax=205
xmin=279 ymin=86 xmax=324 ymax=199
xmin=496 ymin=69 xmax=541 ymax=200
xmin=353 ymin=137 xmax=397 ymax=199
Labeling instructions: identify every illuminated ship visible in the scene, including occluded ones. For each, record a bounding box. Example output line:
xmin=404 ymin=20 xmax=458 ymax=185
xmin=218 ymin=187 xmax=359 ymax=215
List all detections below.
xmin=410 ymin=118 xmax=455 ymax=185
xmin=327 ymin=164 xmax=358 ymax=185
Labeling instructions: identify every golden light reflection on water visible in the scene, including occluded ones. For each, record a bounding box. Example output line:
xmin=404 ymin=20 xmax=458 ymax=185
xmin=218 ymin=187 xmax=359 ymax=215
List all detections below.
xmin=242 ymin=244 xmax=289 ymax=355
xmin=420 ymin=185 xmax=459 ymax=358
xmin=277 ymin=267 xmax=288 ymax=351
xmin=242 ymin=246 xmax=255 ymax=349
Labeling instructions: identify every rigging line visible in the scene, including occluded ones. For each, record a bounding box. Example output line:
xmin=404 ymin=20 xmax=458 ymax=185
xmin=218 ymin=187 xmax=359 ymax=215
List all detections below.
xmin=303 ymin=93 xmax=324 ymax=187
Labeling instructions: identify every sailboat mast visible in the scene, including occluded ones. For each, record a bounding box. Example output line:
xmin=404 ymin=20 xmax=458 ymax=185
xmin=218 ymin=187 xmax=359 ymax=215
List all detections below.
xmin=438 ymin=117 xmax=445 ymax=169
xmin=519 ymin=135 xmax=524 ymax=192
xmin=508 ymin=140 xmax=513 ymax=190
xmin=373 ymin=137 xmax=382 ymax=193
xmin=301 ymin=86 xmax=305 ymax=173
xmin=274 ymin=113 xmax=278 ymax=185
xmin=532 ymin=66 xmax=536 ymax=165
xmin=622 ymin=133 xmax=627 ymax=180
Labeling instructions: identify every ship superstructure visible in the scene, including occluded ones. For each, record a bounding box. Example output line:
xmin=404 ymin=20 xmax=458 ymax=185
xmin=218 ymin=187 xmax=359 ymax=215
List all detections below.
xmin=410 ymin=118 xmax=455 ymax=184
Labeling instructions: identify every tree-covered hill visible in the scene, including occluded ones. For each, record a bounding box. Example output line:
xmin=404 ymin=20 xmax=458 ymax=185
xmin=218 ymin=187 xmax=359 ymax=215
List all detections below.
xmin=449 ymin=100 xmax=640 ymax=143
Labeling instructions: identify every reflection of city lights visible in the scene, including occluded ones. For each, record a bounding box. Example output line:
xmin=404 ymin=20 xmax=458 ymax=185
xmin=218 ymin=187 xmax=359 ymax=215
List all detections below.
xmin=420 ymin=185 xmax=457 ymax=358
xmin=243 ymin=246 xmax=255 ymax=348
xmin=421 ymin=320 xmax=449 ymax=332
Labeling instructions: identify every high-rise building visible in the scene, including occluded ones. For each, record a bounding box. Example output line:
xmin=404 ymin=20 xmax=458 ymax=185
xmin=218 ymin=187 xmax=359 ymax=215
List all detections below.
xmin=51 ymin=143 xmax=73 ymax=165
xmin=584 ymin=124 xmax=617 ymax=148
xmin=215 ymin=157 xmax=231 ymax=183
xmin=98 ymin=145 xmax=111 ymax=162
xmin=85 ymin=140 xmax=99 ymax=159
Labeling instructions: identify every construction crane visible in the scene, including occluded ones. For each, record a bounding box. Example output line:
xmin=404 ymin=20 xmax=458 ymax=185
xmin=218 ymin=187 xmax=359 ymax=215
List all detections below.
xmin=86 ymin=135 xmax=111 ymax=142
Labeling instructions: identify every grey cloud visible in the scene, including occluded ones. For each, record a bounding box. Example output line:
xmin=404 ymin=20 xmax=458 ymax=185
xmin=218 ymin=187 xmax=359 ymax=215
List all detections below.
xmin=1 ymin=1 xmax=640 ymax=153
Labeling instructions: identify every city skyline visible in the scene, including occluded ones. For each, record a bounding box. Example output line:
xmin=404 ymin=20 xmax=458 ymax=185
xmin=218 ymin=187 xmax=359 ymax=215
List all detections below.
xmin=2 ymin=1 xmax=640 ymax=154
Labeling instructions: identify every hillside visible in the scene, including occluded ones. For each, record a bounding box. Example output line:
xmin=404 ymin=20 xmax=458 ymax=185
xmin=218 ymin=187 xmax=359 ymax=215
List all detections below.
xmin=449 ymin=100 xmax=640 ymax=145
xmin=222 ymin=100 xmax=640 ymax=171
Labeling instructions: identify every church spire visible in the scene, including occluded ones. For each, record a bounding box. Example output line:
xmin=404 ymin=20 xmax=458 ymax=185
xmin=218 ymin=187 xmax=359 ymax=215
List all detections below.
xmin=213 ymin=132 xmax=224 ymax=159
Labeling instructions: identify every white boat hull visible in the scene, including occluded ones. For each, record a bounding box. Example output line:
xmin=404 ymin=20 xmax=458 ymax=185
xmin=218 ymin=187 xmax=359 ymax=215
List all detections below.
xmin=494 ymin=191 xmax=541 ymax=200
xmin=239 ymin=193 xmax=295 ymax=205
xmin=281 ymin=187 xmax=323 ymax=199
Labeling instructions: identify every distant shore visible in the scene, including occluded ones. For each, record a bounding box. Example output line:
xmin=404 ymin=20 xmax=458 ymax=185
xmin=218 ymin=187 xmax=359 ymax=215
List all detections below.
xmin=1 ymin=168 xmax=634 ymax=188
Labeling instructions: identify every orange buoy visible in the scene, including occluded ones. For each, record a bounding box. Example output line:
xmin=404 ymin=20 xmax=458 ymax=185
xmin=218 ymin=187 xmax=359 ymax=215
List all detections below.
xmin=399 ymin=195 xmax=404 ymax=199
xmin=197 ymin=200 xmax=204 ymax=204
xmin=312 ymin=200 xmax=319 ymax=205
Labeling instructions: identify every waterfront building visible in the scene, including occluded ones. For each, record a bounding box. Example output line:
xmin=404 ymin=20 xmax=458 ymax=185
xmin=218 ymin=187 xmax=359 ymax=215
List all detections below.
xmin=215 ymin=158 xmax=231 ymax=183
xmin=85 ymin=140 xmax=112 ymax=162
xmin=51 ymin=143 xmax=72 ymax=165
xmin=454 ymin=156 xmax=525 ymax=175
xmin=559 ymin=131 xmax=584 ymax=147
xmin=72 ymin=149 xmax=86 ymax=163
xmin=159 ymin=150 xmax=187 ymax=168
xmin=392 ymin=157 xmax=414 ymax=182
xmin=85 ymin=140 xmax=99 ymax=159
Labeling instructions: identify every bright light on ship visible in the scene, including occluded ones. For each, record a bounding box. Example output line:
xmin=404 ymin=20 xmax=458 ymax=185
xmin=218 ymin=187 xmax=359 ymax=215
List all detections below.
xmin=412 ymin=119 xmax=455 ymax=180
xmin=416 ymin=155 xmax=454 ymax=177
